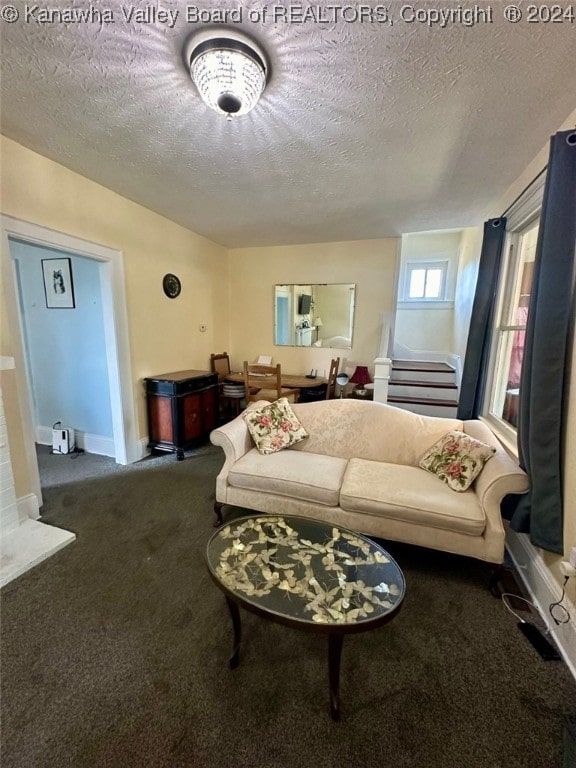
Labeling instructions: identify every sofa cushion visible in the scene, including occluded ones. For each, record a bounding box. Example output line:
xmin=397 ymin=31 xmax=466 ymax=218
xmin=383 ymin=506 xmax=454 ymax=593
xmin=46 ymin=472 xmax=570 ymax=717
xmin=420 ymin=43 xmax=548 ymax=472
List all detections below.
xmin=340 ymin=459 xmax=486 ymax=536
xmin=243 ymin=398 xmax=308 ymax=454
xmin=228 ymin=449 xmax=348 ymax=506
xmin=419 ymin=430 xmax=496 ymax=492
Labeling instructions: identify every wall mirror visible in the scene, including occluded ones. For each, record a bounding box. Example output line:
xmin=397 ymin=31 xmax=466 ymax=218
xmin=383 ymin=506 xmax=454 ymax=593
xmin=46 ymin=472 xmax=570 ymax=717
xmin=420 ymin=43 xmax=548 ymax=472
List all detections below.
xmin=274 ymin=284 xmax=356 ymax=348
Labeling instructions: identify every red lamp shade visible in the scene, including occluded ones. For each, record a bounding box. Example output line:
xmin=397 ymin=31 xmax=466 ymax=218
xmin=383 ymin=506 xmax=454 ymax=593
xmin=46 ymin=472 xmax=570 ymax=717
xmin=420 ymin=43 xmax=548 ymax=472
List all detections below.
xmin=350 ymin=366 xmax=372 ymax=386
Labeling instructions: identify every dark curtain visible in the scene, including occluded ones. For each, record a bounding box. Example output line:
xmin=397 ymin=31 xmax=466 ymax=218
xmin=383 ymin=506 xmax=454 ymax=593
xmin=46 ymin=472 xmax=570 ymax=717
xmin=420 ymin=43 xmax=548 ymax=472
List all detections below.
xmin=457 ymin=217 xmax=507 ymax=420
xmin=509 ymin=129 xmax=576 ymax=553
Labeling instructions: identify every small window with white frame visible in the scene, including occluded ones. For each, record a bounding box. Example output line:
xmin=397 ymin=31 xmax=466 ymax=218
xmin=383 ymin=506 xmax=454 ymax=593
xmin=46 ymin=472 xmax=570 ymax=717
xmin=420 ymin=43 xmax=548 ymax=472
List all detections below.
xmin=404 ymin=260 xmax=449 ymax=301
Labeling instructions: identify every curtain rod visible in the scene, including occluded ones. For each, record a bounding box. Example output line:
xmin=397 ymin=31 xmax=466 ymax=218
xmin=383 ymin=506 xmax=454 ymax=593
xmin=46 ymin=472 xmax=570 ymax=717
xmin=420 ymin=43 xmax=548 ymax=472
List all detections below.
xmin=501 ymin=165 xmax=547 ymax=219
xmin=501 ymin=126 xmax=576 ymax=217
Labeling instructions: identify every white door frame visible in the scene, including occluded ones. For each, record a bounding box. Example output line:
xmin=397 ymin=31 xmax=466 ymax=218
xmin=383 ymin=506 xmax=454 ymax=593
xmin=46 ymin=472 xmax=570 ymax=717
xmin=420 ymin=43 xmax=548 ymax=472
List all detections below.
xmin=1 ymin=215 xmax=140 ymax=494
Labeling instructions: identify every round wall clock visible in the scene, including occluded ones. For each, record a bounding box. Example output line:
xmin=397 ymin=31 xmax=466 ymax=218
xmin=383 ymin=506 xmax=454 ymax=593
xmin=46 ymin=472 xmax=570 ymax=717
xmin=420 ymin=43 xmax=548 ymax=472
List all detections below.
xmin=163 ymin=273 xmax=181 ymax=299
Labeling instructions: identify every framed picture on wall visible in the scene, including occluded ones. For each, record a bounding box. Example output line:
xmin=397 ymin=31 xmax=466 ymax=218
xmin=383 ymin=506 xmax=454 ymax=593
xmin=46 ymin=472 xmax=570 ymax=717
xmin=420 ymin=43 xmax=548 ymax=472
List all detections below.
xmin=42 ymin=258 xmax=75 ymax=308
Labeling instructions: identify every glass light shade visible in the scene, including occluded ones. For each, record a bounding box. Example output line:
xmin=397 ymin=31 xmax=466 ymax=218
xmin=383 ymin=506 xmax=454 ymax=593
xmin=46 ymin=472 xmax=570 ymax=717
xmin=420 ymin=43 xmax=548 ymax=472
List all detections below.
xmin=191 ymin=46 xmax=266 ymax=116
xmin=336 ymin=372 xmax=349 ymax=398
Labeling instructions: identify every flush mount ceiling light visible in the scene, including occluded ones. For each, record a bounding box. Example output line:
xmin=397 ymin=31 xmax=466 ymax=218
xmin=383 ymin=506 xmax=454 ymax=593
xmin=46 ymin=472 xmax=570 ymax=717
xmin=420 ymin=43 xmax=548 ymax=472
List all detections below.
xmin=185 ymin=30 xmax=268 ymax=118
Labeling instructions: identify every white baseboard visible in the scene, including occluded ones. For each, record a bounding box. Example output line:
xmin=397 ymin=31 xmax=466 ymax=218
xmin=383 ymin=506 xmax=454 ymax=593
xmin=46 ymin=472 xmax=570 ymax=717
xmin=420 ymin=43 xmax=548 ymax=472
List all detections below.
xmin=37 ymin=426 xmax=115 ymax=458
xmin=37 ymin=425 xmax=58 ymax=446
xmin=17 ymin=493 xmax=40 ymax=522
xmin=37 ymin=426 xmax=148 ymax=464
xmin=505 ymin=526 xmax=576 ymax=680
xmin=77 ymin=432 xmax=115 ymax=457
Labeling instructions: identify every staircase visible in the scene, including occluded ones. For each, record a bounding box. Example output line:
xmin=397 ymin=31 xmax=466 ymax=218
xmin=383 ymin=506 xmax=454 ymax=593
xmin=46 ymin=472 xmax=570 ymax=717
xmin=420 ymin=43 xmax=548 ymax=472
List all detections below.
xmin=387 ymin=360 xmax=459 ymax=418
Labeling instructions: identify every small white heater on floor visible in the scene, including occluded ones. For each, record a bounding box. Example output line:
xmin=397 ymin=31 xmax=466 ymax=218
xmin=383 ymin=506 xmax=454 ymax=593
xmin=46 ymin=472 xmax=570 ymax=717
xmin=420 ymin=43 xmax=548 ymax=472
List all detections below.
xmin=52 ymin=425 xmax=75 ymax=455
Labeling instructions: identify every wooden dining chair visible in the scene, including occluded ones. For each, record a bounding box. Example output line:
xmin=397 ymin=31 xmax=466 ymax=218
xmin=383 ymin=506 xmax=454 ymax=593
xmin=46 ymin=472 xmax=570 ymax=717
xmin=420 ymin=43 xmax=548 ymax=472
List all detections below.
xmin=325 ymin=357 xmax=340 ymax=399
xmin=210 ymin=352 xmax=231 ymax=382
xmin=243 ymin=361 xmax=299 ymax=404
xmin=210 ymin=352 xmax=244 ymax=419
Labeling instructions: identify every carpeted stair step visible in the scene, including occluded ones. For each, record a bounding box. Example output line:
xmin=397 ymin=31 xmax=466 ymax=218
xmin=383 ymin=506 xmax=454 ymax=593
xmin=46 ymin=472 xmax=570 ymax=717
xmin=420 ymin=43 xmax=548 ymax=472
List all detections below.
xmin=388 ymin=379 xmax=458 ymax=401
xmin=392 ymin=360 xmax=454 ymax=371
xmin=391 ymin=359 xmax=456 ymax=384
xmin=388 ymin=394 xmax=458 ymax=407
xmin=387 ymin=394 xmax=459 ymax=418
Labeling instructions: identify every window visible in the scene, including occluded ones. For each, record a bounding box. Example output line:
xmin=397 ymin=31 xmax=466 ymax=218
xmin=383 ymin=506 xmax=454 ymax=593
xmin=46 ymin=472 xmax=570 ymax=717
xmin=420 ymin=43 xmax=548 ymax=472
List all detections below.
xmin=483 ymin=171 xmax=545 ymax=441
xmin=488 ymin=223 xmax=537 ymax=429
xmin=403 ymin=260 xmax=449 ymax=303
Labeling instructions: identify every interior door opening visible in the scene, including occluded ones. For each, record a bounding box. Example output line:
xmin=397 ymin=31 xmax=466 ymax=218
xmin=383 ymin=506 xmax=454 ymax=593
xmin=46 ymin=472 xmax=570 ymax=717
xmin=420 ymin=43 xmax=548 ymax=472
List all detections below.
xmin=1 ymin=214 xmax=140 ymax=513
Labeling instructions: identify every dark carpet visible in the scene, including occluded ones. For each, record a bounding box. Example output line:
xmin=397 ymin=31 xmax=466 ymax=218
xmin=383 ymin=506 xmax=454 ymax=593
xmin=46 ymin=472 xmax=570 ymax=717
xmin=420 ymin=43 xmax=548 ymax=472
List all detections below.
xmin=1 ymin=445 xmax=575 ymax=768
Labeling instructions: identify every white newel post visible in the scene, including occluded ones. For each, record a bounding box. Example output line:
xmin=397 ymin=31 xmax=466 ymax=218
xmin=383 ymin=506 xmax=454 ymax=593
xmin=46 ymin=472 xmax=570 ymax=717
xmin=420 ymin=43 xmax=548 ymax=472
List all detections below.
xmin=373 ymin=356 xmax=391 ymax=403
xmin=373 ymin=312 xmax=393 ymax=403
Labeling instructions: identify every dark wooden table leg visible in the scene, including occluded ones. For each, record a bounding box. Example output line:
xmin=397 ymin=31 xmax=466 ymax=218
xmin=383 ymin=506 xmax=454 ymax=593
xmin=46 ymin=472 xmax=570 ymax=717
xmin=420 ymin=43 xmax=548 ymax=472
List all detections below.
xmin=225 ymin=596 xmax=241 ymax=669
xmin=328 ymin=633 xmax=344 ymax=721
xmin=214 ymin=501 xmax=224 ymax=527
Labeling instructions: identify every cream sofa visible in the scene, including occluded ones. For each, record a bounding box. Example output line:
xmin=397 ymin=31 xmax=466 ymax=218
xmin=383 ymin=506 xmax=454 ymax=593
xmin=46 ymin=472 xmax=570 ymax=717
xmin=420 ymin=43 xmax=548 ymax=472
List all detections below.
xmin=209 ymin=399 xmax=529 ymax=564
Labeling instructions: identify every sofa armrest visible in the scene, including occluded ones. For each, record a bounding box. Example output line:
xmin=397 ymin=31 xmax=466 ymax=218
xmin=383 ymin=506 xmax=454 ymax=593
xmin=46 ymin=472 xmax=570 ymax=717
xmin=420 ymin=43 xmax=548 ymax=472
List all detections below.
xmin=209 ymin=402 xmax=266 ymax=502
xmin=210 ymin=413 xmax=253 ymax=465
xmin=474 ymin=450 xmax=529 ymax=510
xmin=464 ymin=420 xmax=529 ymax=516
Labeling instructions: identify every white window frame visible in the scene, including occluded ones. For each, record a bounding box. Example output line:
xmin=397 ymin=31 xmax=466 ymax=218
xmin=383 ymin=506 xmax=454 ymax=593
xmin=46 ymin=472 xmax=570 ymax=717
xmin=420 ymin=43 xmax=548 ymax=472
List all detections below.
xmin=482 ymin=172 xmax=546 ymax=452
xmin=400 ymin=259 xmax=451 ymax=307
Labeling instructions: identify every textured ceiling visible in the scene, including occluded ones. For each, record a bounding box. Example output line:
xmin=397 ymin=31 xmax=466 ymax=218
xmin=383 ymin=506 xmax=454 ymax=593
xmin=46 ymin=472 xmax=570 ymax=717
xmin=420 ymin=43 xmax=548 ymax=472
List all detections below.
xmin=1 ymin=1 xmax=576 ymax=247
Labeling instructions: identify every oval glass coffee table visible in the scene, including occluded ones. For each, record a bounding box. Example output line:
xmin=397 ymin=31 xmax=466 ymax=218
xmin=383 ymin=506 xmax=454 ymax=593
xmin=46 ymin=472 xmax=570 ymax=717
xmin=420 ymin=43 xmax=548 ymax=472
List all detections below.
xmin=206 ymin=514 xmax=406 ymax=720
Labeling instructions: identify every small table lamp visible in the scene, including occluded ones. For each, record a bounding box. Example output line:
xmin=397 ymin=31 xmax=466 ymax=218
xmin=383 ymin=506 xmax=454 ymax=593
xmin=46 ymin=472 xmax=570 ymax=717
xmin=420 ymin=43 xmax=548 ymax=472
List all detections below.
xmin=315 ymin=317 xmax=323 ymax=341
xmin=336 ymin=372 xmax=349 ymax=398
xmin=350 ymin=365 xmax=372 ymax=395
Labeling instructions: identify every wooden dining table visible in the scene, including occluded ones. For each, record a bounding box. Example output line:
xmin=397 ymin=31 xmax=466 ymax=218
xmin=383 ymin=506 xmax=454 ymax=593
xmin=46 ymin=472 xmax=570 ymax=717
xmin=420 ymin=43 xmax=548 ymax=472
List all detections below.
xmin=225 ymin=372 xmax=326 ymax=390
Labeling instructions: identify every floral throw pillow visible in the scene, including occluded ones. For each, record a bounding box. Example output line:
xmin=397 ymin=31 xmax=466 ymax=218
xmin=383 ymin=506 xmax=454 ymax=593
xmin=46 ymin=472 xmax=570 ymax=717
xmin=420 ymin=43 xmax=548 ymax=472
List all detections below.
xmin=419 ymin=430 xmax=496 ymax=492
xmin=243 ymin=398 xmax=309 ymax=455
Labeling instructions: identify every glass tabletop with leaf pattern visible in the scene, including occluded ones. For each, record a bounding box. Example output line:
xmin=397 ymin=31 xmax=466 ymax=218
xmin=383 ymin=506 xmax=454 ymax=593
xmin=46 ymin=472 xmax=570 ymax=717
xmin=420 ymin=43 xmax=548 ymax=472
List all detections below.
xmin=206 ymin=515 xmax=406 ymax=630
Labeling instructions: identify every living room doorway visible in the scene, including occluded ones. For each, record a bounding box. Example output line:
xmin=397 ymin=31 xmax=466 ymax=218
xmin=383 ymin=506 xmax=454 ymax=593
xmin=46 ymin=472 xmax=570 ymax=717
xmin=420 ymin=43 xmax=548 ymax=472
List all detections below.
xmin=10 ymin=239 xmax=115 ymax=458
xmin=1 ymin=215 xmax=139 ymax=510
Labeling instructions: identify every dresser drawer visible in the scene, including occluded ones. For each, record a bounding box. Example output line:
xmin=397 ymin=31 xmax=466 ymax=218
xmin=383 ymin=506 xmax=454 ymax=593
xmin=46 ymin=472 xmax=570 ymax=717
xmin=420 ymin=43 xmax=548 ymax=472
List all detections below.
xmin=174 ymin=373 xmax=217 ymax=394
xmin=145 ymin=370 xmax=217 ymax=396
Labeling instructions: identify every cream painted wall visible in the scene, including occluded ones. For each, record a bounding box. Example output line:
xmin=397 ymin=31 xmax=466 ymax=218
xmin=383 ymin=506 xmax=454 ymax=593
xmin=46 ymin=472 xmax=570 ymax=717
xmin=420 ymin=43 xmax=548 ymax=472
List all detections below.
xmin=396 ymin=307 xmax=454 ymax=354
xmin=0 ymin=136 xmax=229 ymax=498
xmin=228 ymin=239 xmax=399 ymax=379
xmin=0 ymin=211 xmax=35 ymax=498
xmin=395 ymin=230 xmax=462 ymax=355
xmin=453 ymin=226 xmax=483 ymax=362
xmin=0 ymin=369 xmax=29 ymax=496
xmin=399 ymin=230 xmax=462 ymax=274
xmin=485 ymin=108 xmax=576 ymax=599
